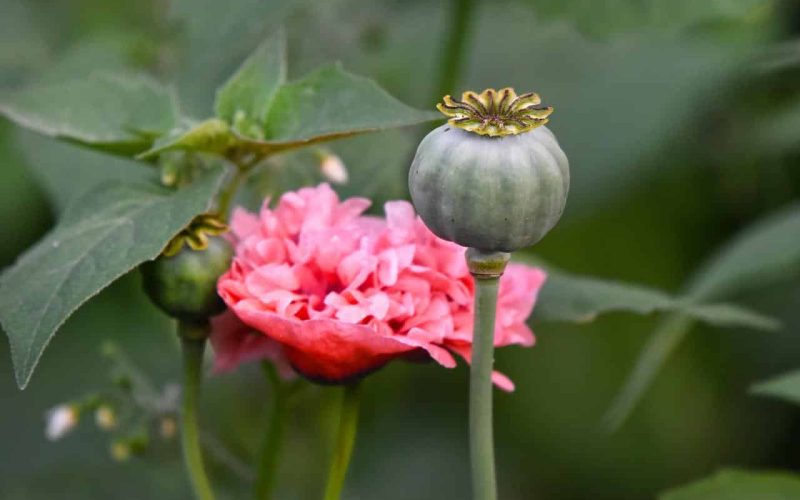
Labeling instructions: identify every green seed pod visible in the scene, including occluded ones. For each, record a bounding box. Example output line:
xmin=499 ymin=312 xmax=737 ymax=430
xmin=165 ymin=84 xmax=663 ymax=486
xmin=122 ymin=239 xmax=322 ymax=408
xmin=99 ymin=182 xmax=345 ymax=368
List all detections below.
xmin=409 ymin=88 xmax=569 ymax=252
xmin=141 ymin=215 xmax=233 ymax=320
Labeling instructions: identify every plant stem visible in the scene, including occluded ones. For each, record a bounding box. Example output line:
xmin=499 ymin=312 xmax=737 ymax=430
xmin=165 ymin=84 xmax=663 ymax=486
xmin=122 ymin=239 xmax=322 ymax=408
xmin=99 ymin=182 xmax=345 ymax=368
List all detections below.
xmin=179 ymin=321 xmax=216 ymax=500
xmin=466 ymin=249 xmax=509 ymax=500
xmin=433 ymin=0 xmax=476 ymax=102
xmin=323 ymin=384 xmax=361 ymax=500
xmin=254 ymin=362 xmax=291 ymax=500
xmin=216 ymin=167 xmax=246 ymax=218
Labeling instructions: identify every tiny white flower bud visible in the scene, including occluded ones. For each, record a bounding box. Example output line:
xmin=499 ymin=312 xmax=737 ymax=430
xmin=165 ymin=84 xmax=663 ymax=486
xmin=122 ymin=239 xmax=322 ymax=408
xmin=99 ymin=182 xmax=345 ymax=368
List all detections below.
xmin=319 ymin=153 xmax=348 ymax=184
xmin=95 ymin=405 xmax=117 ymax=431
xmin=45 ymin=404 xmax=79 ymax=441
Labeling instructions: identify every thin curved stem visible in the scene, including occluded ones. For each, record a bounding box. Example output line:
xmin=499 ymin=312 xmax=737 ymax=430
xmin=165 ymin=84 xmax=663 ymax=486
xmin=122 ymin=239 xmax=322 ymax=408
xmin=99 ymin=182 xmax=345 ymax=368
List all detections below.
xmin=179 ymin=321 xmax=216 ymax=500
xmin=323 ymin=384 xmax=361 ymax=500
xmin=254 ymin=362 xmax=291 ymax=500
xmin=216 ymin=167 xmax=247 ymax=218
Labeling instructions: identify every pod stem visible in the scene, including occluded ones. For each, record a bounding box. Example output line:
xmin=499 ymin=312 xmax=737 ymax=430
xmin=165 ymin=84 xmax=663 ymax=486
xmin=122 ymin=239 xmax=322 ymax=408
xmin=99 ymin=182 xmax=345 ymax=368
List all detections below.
xmin=466 ymin=249 xmax=509 ymax=500
xmin=323 ymin=384 xmax=361 ymax=500
xmin=254 ymin=362 xmax=293 ymax=500
xmin=178 ymin=320 xmax=216 ymax=500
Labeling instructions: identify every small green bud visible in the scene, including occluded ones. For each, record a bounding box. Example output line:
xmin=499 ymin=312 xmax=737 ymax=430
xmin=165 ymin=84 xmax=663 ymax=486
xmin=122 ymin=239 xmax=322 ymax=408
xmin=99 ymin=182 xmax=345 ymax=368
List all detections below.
xmin=141 ymin=214 xmax=233 ymax=320
xmin=110 ymin=440 xmax=131 ymax=462
xmin=95 ymin=405 xmax=117 ymax=431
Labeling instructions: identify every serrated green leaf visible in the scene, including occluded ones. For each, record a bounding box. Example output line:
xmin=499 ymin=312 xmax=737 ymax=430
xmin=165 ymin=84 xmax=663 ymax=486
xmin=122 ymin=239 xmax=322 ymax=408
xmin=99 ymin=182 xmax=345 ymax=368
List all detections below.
xmin=141 ymin=64 xmax=439 ymax=159
xmin=0 ymin=168 xmax=225 ymax=389
xmin=604 ymin=203 xmax=800 ymax=431
xmin=534 ymin=268 xmax=777 ymax=330
xmin=214 ymin=29 xmax=286 ymax=128
xmin=0 ymin=72 xmax=179 ymax=155
xmin=263 ymin=63 xmax=440 ymax=144
xmin=659 ymin=469 xmax=800 ymax=500
xmin=751 ymin=369 xmax=800 ymax=407
xmin=15 ymin=130 xmax=153 ymax=213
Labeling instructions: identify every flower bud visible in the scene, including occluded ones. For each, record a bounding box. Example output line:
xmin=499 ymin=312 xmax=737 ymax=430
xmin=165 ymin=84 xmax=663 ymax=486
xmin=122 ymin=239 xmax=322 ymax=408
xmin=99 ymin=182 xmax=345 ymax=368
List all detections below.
xmin=318 ymin=152 xmax=348 ymax=184
xmin=45 ymin=404 xmax=79 ymax=441
xmin=141 ymin=215 xmax=233 ymax=321
xmin=95 ymin=405 xmax=117 ymax=431
xmin=110 ymin=440 xmax=131 ymax=462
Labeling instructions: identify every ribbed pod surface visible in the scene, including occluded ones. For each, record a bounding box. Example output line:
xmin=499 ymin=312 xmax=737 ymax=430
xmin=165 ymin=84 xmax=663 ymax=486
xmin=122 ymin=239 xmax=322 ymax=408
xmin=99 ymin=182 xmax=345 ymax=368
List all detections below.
xmin=409 ymin=124 xmax=569 ymax=252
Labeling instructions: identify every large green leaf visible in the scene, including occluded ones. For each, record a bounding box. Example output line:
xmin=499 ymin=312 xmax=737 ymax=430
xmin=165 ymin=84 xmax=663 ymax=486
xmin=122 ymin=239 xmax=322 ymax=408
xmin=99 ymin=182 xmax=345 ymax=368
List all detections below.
xmin=263 ymin=63 xmax=440 ymax=144
xmin=0 ymin=72 xmax=179 ymax=155
xmin=751 ymin=369 xmax=800 ymax=407
xmin=139 ymin=64 xmax=439 ymax=159
xmin=0 ymin=168 xmax=225 ymax=388
xmin=660 ymin=469 xmax=800 ymax=500
xmin=15 ymin=130 xmax=153 ymax=213
xmin=214 ymin=29 xmax=286 ymax=128
xmin=536 ymin=270 xmax=777 ymax=330
xmin=604 ymin=203 xmax=800 ymax=431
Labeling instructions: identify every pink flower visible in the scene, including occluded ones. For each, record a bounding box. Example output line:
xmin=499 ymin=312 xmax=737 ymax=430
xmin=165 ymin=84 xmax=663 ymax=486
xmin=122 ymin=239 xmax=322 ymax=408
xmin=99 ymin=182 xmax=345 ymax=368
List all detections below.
xmin=213 ymin=184 xmax=546 ymax=391
xmin=209 ymin=311 xmax=295 ymax=379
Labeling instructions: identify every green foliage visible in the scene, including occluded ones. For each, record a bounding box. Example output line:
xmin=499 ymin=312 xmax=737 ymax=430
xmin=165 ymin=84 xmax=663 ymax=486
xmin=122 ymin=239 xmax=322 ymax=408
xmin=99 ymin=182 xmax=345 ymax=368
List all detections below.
xmin=688 ymin=202 xmax=800 ymax=298
xmin=0 ymin=168 xmax=224 ymax=388
xmin=604 ymin=203 xmax=800 ymax=431
xmin=525 ymin=0 xmax=774 ymax=37
xmin=0 ymin=27 xmax=443 ymax=392
xmin=536 ymin=270 xmax=778 ymax=330
xmin=263 ymin=63 xmax=440 ymax=143
xmin=140 ymin=63 xmax=440 ymax=158
xmin=214 ymin=29 xmax=286 ymax=130
xmin=751 ymin=369 xmax=800 ymax=407
xmin=15 ymin=131 xmax=154 ymax=212
xmin=660 ymin=469 xmax=800 ymax=500
xmin=139 ymin=119 xmax=236 ymax=159
xmin=0 ymin=73 xmax=179 ymax=155
xmin=169 ymin=0 xmax=297 ymax=116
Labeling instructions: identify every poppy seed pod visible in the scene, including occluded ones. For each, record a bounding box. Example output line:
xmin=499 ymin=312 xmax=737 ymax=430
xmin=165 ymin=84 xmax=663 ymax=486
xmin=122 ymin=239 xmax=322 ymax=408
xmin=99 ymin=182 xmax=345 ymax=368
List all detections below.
xmin=409 ymin=88 xmax=569 ymax=252
xmin=141 ymin=215 xmax=233 ymax=321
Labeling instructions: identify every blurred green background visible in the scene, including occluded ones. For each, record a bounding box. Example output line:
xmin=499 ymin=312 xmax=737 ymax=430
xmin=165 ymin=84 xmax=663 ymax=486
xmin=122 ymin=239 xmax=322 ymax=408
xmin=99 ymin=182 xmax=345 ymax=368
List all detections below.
xmin=2 ymin=0 xmax=800 ymax=498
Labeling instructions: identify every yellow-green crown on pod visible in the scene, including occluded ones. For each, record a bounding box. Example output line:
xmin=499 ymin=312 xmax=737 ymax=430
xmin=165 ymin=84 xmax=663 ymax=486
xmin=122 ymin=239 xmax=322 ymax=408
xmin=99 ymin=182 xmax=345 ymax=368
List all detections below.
xmin=162 ymin=213 xmax=228 ymax=257
xmin=436 ymin=88 xmax=553 ymax=137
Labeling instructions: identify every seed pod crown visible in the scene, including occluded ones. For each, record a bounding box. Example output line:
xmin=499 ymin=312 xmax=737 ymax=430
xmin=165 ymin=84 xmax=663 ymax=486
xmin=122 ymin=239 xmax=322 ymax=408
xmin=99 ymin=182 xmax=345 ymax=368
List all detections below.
xmin=436 ymin=88 xmax=553 ymax=137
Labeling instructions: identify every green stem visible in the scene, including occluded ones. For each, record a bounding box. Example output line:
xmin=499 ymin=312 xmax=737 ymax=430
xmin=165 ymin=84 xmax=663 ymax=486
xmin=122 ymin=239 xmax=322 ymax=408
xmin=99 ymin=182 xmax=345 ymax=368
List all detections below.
xmin=466 ymin=249 xmax=508 ymax=500
xmin=216 ymin=167 xmax=246 ymax=218
xmin=434 ymin=0 xmax=476 ymax=102
xmin=179 ymin=321 xmax=216 ymax=500
xmin=323 ymin=384 xmax=361 ymax=500
xmin=254 ymin=363 xmax=291 ymax=500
